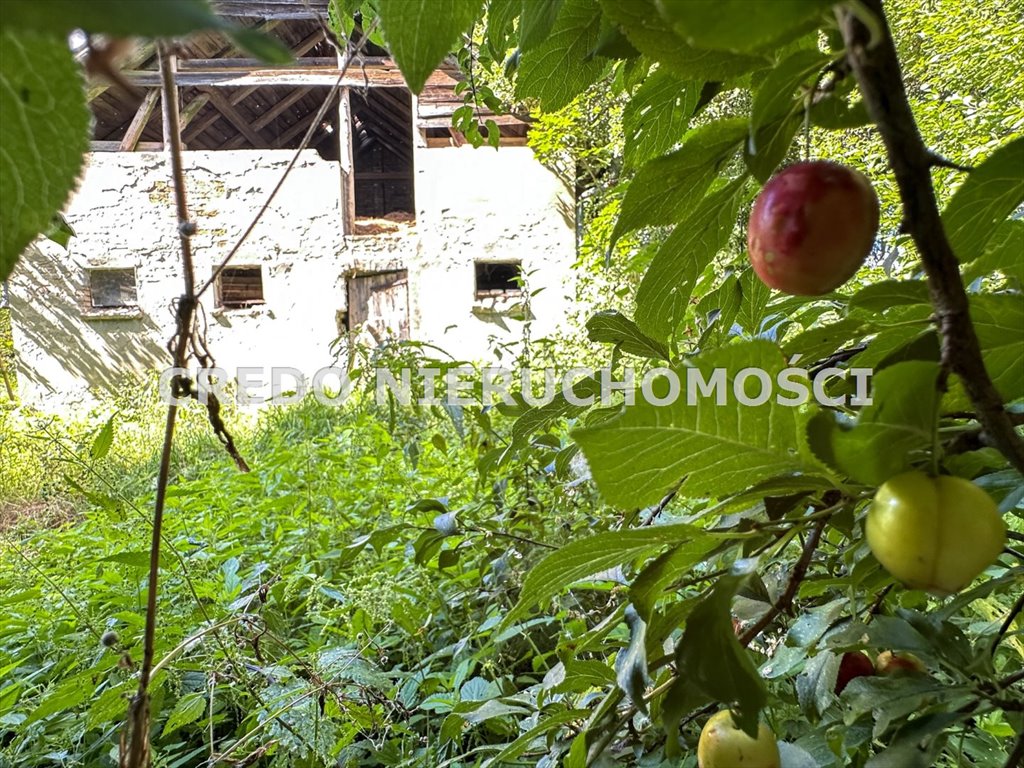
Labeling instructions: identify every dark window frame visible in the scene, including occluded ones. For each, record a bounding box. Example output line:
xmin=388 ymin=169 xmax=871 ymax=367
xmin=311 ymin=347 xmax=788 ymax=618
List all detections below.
xmin=87 ymin=267 xmax=138 ymax=309
xmin=215 ymin=265 xmax=265 ymax=309
xmin=474 ymin=260 xmax=523 ymax=299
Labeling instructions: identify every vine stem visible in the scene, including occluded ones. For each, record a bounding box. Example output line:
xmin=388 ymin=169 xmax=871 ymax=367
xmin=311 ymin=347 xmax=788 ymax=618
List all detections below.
xmin=123 ymin=44 xmax=196 ymax=768
xmin=837 ymin=0 xmax=1024 ymax=473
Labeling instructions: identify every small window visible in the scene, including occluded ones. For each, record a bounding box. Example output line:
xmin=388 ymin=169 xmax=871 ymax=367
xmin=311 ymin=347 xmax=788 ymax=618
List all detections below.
xmin=474 ymin=261 xmax=522 ymax=298
xmin=88 ymin=268 xmax=138 ymax=308
xmin=216 ymin=266 xmax=264 ymax=309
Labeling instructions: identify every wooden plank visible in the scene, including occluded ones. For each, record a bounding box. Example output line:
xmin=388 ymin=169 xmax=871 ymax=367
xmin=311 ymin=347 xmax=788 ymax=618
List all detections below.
xmin=179 ymin=94 xmax=211 ymax=131
xmin=121 ymin=61 xmax=451 ymax=89
xmin=347 ymin=270 xmax=410 ymax=344
xmin=180 ymin=56 xmax=338 ymax=69
xmin=160 ymin=52 xmax=178 ymax=149
xmin=202 ymin=88 xmax=268 ymax=147
xmin=417 ymin=114 xmax=524 ymax=128
xmin=338 ymin=87 xmax=356 ymax=234
xmin=213 ymin=0 xmax=329 ymax=18
xmin=354 ymin=171 xmax=413 ymax=180
xmin=92 ymin=140 xmax=165 ymax=151
xmin=119 ymin=89 xmax=160 ymax=151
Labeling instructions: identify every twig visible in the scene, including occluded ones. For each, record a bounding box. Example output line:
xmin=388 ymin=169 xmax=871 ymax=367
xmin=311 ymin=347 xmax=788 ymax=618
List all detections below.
xmin=837 ymin=0 xmax=1024 ymax=473
xmin=990 ymin=590 xmax=1024 ymax=657
xmin=739 ymin=517 xmax=829 ymax=646
xmin=123 ymin=44 xmax=196 ymax=768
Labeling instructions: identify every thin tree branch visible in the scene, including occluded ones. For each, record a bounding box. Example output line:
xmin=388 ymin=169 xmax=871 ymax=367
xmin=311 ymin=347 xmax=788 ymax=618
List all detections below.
xmin=123 ymin=44 xmax=197 ymax=768
xmin=990 ymin=589 xmax=1024 ymax=657
xmin=739 ymin=517 xmax=828 ymax=646
xmin=837 ymin=0 xmax=1024 ymax=474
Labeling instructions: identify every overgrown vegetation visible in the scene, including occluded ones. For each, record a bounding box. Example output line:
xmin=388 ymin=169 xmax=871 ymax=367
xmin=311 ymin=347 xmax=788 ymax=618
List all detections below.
xmin=1 ymin=0 xmax=1022 ymax=767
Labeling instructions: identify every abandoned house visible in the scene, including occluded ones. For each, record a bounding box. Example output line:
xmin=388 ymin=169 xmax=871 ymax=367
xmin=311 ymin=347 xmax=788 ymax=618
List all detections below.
xmin=7 ymin=0 xmax=576 ymax=408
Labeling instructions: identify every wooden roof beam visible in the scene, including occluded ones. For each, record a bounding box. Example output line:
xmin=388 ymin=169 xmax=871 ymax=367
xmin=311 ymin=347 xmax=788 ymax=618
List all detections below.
xmin=119 ymin=89 xmax=160 ymax=151
xmin=201 ymin=88 xmax=268 ymax=147
xmin=221 ymin=87 xmax=314 ymax=149
xmin=121 ymin=60 xmax=451 ymax=89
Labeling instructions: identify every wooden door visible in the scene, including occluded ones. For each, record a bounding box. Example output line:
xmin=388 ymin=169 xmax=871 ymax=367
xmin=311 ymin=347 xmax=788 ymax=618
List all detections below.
xmin=347 ymin=270 xmax=410 ymax=346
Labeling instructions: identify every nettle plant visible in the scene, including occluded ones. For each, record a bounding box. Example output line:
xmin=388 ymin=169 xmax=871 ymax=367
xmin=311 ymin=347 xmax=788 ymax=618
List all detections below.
xmin=1 ymin=0 xmax=1022 ymax=766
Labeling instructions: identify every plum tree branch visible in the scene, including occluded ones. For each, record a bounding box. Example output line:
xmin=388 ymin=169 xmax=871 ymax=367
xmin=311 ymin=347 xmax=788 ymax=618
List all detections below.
xmin=837 ymin=0 xmax=1024 ymax=474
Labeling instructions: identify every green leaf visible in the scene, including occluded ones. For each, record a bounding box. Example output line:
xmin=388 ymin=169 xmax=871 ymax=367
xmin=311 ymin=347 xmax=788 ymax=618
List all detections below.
xmin=806 ymin=361 xmax=940 ymax=486
xmin=90 ymin=417 xmax=116 ymax=461
xmin=0 ymin=29 xmax=90 ymax=282
xmin=42 ymin=212 xmax=75 ymax=249
xmin=942 ymin=134 xmax=1024 ymax=264
xmin=162 ymin=692 xmax=206 ymax=736
xmin=482 ymin=708 xmax=591 ymax=766
xmin=519 ymin=0 xmax=563 ymax=52
xmin=611 ymin=118 xmax=748 ymax=246
xmin=629 ymin=543 xmax=712 ymax=621
xmin=969 ymin=293 xmax=1024 ymax=402
xmin=667 ymin=560 xmax=767 ymax=738
xmin=590 ymin=16 xmax=640 ymax=60
xmin=962 ymin=219 xmax=1024 ymax=285
xmin=750 ymin=49 xmax=828 ymax=131
xmin=655 ymin=0 xmax=834 ymax=53
xmin=811 ymin=95 xmax=870 ymax=129
xmin=600 ymin=0 xmax=766 ymax=81
xmin=615 ymin=606 xmax=650 ymax=714
xmin=849 ymin=280 xmax=930 ymax=312
xmin=573 ymin=341 xmax=819 ymax=507
xmin=585 ymin=310 xmax=670 ymax=359
xmin=26 ymin=674 xmax=93 ymax=724
xmin=622 ymin=70 xmax=701 ymax=169
xmin=745 ymin=48 xmax=828 ymax=180
xmin=0 ymin=0 xmax=224 ymax=37
xmin=634 ymin=178 xmax=751 ymax=343
xmin=377 ymin=0 xmax=483 ymax=94
xmin=501 ymin=522 xmax=713 ymax=627
xmin=515 ymin=0 xmax=606 ymax=111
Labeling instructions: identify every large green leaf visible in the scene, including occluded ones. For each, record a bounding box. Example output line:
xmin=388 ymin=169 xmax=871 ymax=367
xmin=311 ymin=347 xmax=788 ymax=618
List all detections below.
xmin=482 ymin=708 xmax=592 ymax=766
xmin=573 ymin=341 xmax=820 ymax=507
xmin=519 ymin=0 xmax=564 ymax=52
xmin=611 ymin=118 xmax=748 ymax=246
xmin=806 ymin=361 xmax=940 ymax=486
xmin=501 ymin=522 xmax=713 ymax=627
xmin=942 ymin=134 xmax=1024 ymax=264
xmin=962 ymin=218 xmax=1024 ymax=285
xmin=655 ymin=0 xmax=834 ymax=53
xmin=377 ymin=0 xmax=483 ymax=94
xmin=586 ymin=310 xmax=670 ymax=360
xmin=634 ymin=178 xmax=751 ymax=343
xmin=969 ymin=293 xmax=1024 ymax=403
xmin=662 ymin=559 xmax=767 ymax=746
xmin=750 ymin=49 xmax=828 ymax=131
xmin=600 ymin=0 xmax=766 ymax=81
xmin=515 ymin=0 xmax=606 ymax=111
xmin=622 ymin=70 xmax=701 ymax=169
xmin=745 ymin=48 xmax=828 ymax=180
xmin=0 ymin=0 xmax=222 ymax=37
xmin=0 ymin=29 xmax=89 ymax=282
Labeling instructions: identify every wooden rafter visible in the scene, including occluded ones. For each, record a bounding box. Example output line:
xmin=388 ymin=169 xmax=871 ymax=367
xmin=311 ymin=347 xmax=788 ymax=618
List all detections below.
xmin=119 ymin=89 xmax=160 ymax=151
xmin=201 ymin=88 xmax=267 ymax=147
xmin=221 ymin=87 xmax=314 ymax=149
